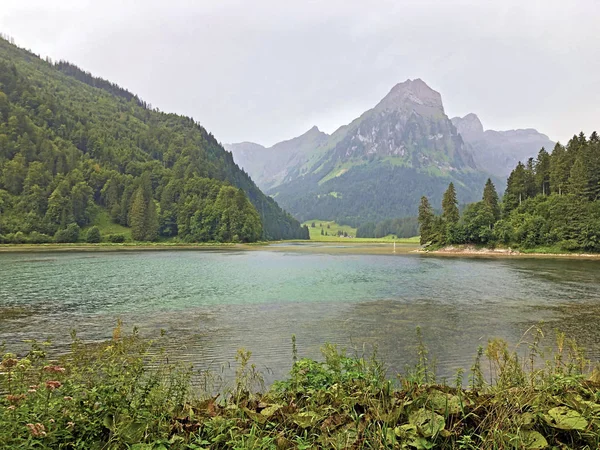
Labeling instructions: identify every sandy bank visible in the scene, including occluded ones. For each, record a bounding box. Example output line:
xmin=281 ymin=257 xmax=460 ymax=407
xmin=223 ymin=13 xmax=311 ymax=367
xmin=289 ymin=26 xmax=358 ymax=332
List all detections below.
xmin=418 ymin=245 xmax=600 ymax=259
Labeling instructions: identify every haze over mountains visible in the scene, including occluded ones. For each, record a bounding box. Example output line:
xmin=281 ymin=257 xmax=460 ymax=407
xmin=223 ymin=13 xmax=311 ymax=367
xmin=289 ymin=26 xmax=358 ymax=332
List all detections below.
xmin=227 ymin=79 xmax=554 ymax=225
xmin=451 ymin=113 xmax=554 ymax=176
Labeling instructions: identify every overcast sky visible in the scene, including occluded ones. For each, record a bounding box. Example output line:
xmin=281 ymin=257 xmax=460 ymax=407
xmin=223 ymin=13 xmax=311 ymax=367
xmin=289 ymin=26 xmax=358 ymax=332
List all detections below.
xmin=1 ymin=1 xmax=598 ymax=146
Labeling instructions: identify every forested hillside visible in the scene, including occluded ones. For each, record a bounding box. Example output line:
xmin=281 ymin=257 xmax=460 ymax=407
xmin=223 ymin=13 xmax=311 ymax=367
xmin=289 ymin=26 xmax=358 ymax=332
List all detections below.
xmin=419 ymin=132 xmax=600 ymax=252
xmin=0 ymin=37 xmax=308 ymax=243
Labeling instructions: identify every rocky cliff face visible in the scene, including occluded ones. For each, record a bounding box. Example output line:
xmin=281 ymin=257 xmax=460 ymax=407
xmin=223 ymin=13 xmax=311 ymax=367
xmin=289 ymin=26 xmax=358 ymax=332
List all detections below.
xmin=451 ymin=114 xmax=554 ymax=176
xmin=324 ymin=79 xmax=475 ymax=170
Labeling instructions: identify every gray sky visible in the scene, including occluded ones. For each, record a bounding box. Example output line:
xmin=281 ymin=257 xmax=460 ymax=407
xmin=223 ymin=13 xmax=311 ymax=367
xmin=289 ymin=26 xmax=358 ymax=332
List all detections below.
xmin=1 ymin=0 xmax=598 ymax=146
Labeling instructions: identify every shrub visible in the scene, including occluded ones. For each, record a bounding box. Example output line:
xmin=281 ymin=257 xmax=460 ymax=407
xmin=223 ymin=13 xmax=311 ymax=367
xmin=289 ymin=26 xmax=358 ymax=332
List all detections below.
xmin=559 ymin=239 xmax=580 ymax=252
xmin=54 ymin=223 xmax=80 ymax=243
xmin=12 ymin=231 xmax=26 ymax=244
xmin=107 ymin=233 xmax=125 ymax=243
xmin=85 ymin=226 xmax=101 ymax=243
xmin=28 ymin=231 xmax=52 ymax=244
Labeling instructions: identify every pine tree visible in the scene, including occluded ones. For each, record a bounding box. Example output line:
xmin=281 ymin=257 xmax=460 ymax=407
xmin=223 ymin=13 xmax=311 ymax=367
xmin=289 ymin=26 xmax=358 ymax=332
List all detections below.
xmin=482 ymin=178 xmax=501 ymax=222
xmin=129 ymin=173 xmax=158 ymax=241
xmin=535 ymin=148 xmax=551 ymax=195
xmin=504 ymin=162 xmax=528 ymax=213
xmin=418 ymin=196 xmax=434 ymax=245
xmin=145 ymin=196 xmax=159 ymax=241
xmin=568 ymin=154 xmax=589 ymax=199
xmin=442 ymin=183 xmax=459 ymax=224
xmin=550 ymin=143 xmax=571 ymax=195
xmin=129 ymin=186 xmax=147 ymax=241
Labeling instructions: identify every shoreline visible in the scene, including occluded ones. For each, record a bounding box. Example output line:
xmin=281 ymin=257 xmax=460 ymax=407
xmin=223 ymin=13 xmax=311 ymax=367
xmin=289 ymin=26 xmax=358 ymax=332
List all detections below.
xmin=0 ymin=243 xmax=249 ymax=253
xmin=2 ymin=242 xmax=600 ymax=259
xmin=418 ymin=245 xmax=600 ymax=260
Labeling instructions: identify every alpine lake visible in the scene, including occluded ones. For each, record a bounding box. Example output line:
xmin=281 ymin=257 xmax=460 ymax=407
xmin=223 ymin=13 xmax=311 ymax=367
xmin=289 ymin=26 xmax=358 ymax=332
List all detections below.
xmin=1 ymin=243 xmax=600 ymax=386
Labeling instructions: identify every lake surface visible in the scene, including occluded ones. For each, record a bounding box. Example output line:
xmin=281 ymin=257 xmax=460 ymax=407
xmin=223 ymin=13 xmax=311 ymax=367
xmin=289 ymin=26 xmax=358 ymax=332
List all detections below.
xmin=1 ymin=247 xmax=600 ymax=385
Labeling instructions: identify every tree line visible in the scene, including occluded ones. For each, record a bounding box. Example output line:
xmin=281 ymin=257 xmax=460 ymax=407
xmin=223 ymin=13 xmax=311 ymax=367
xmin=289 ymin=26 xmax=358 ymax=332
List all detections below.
xmin=418 ymin=131 xmax=600 ymax=252
xmin=356 ymin=216 xmax=419 ymax=238
xmin=0 ymin=37 xmax=308 ymax=244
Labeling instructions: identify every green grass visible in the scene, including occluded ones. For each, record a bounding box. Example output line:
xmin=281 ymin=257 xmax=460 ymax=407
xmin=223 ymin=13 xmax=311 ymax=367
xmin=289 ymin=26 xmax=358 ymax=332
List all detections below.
xmin=303 ymin=219 xmax=420 ymax=243
xmin=84 ymin=208 xmax=132 ymax=241
xmin=303 ymin=219 xmax=357 ymax=240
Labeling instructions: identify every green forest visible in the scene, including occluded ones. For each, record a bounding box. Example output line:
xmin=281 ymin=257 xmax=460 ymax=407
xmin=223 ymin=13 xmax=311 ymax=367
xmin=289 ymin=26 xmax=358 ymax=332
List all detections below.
xmin=356 ymin=216 xmax=419 ymax=239
xmin=272 ymin=163 xmax=495 ymax=228
xmin=0 ymin=37 xmax=308 ymax=244
xmin=419 ymin=132 xmax=600 ymax=252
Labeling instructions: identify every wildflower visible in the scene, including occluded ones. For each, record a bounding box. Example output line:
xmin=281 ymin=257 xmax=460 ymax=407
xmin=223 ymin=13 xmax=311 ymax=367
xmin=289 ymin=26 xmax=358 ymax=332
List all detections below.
xmin=1 ymin=358 xmax=18 ymax=368
xmin=43 ymin=365 xmax=66 ymax=374
xmin=26 ymin=423 xmax=46 ymax=437
xmin=66 ymin=421 xmax=75 ymax=429
xmin=45 ymin=380 xmax=62 ymax=390
xmin=6 ymin=394 xmax=26 ymax=404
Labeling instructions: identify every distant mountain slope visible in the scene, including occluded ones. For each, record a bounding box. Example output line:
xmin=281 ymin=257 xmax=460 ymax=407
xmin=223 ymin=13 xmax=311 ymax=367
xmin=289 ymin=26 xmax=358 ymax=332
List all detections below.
xmin=225 ymin=125 xmax=328 ymax=191
xmin=228 ymin=79 xmax=495 ymax=225
xmin=451 ymin=113 xmax=555 ymax=176
xmin=0 ymin=37 xmax=307 ymax=241
xmin=229 ymin=79 xmax=552 ymax=226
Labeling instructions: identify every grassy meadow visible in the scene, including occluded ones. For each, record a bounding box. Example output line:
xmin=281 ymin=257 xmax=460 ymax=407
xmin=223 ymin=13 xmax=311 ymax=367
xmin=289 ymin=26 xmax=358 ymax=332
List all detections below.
xmin=302 ymin=220 xmax=420 ymax=244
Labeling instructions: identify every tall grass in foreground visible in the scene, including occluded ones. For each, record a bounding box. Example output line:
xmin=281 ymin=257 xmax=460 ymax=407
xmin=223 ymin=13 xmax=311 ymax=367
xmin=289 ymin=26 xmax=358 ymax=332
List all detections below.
xmin=1 ymin=323 xmax=600 ymax=449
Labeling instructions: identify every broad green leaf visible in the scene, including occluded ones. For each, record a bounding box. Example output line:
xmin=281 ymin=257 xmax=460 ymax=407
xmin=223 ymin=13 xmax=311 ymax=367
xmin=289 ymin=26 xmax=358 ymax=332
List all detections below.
xmin=520 ymin=430 xmax=548 ymax=449
xmin=395 ymin=423 xmax=418 ymax=438
xmin=519 ymin=412 xmax=536 ymax=429
xmin=409 ymin=409 xmax=445 ymax=438
xmin=429 ymin=391 xmax=461 ymax=415
xmin=293 ymin=411 xmax=321 ymax=428
xmin=242 ymin=407 xmax=268 ymax=424
xmin=543 ymin=406 xmax=588 ymax=431
xmin=260 ymin=404 xmax=283 ymax=417
xmin=120 ymin=421 xmax=146 ymax=444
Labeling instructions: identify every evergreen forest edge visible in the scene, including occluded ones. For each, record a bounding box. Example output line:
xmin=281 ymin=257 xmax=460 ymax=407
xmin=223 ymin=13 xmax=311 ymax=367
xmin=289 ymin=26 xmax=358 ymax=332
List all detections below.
xmin=418 ymin=132 xmax=600 ymax=253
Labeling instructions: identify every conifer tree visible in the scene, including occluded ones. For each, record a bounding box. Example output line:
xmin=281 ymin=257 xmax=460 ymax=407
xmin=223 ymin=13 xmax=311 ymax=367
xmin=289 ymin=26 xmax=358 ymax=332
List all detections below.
xmin=129 ymin=173 xmax=158 ymax=241
xmin=569 ymin=154 xmax=589 ymax=199
xmin=535 ymin=148 xmax=551 ymax=195
xmin=550 ymin=143 xmax=570 ymax=195
xmin=442 ymin=183 xmax=459 ymax=224
xmin=129 ymin=186 xmax=147 ymax=241
xmin=418 ymin=196 xmax=434 ymax=245
xmin=504 ymin=162 xmax=528 ymax=213
xmin=482 ymin=178 xmax=501 ymax=221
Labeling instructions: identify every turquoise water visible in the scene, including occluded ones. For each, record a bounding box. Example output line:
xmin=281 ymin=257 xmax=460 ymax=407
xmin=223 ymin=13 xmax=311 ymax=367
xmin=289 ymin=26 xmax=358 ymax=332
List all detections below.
xmin=1 ymin=248 xmax=600 ymax=383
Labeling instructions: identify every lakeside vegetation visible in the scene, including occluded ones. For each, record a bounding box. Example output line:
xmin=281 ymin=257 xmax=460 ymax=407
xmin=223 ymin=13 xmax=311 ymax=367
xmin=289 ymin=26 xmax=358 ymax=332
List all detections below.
xmin=419 ymin=132 xmax=600 ymax=253
xmin=2 ymin=324 xmax=600 ymax=449
xmin=0 ymin=37 xmax=308 ymax=245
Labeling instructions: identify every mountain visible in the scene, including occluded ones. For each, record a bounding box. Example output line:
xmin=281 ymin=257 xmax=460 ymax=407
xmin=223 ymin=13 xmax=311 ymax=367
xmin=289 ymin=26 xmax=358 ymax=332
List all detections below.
xmin=0 ymin=37 xmax=308 ymax=242
xmin=451 ymin=113 xmax=554 ymax=176
xmin=229 ymin=79 xmax=496 ymax=226
xmin=225 ymin=125 xmax=328 ymax=190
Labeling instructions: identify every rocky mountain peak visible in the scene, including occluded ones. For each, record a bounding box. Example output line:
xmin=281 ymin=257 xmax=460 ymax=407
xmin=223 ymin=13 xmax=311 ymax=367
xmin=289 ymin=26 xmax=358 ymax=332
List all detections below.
xmin=374 ymin=78 xmax=444 ymax=115
xmin=451 ymin=113 xmax=484 ymax=138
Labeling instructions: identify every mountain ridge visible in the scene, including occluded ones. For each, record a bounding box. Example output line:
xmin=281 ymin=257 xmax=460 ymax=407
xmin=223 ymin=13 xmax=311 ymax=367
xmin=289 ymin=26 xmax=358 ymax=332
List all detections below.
xmin=227 ymin=79 xmax=553 ymax=225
